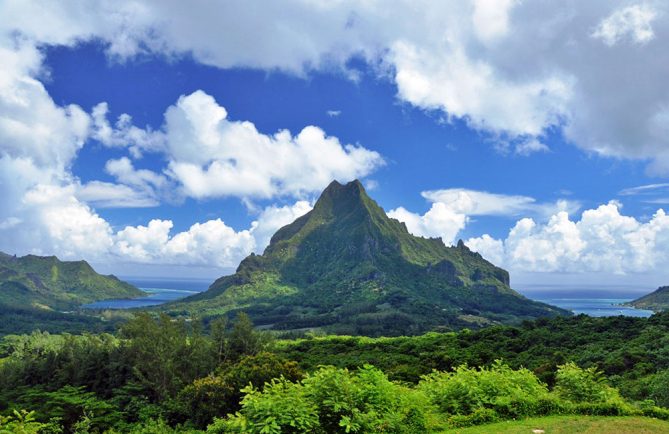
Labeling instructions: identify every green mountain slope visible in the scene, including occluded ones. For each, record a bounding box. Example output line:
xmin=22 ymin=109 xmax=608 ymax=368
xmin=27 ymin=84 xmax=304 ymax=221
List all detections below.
xmin=168 ymin=180 xmax=569 ymax=335
xmin=628 ymin=286 xmax=669 ymax=311
xmin=0 ymin=252 xmax=143 ymax=310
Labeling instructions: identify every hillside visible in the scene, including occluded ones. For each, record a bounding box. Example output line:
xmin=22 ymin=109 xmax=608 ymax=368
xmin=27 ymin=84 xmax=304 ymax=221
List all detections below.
xmin=0 ymin=252 xmax=143 ymax=311
xmin=168 ymin=180 xmax=568 ymax=335
xmin=628 ymin=286 xmax=669 ymax=311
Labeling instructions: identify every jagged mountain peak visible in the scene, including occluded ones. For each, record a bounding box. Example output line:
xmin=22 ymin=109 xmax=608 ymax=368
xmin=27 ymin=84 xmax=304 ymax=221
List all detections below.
xmin=171 ymin=180 xmax=570 ymax=336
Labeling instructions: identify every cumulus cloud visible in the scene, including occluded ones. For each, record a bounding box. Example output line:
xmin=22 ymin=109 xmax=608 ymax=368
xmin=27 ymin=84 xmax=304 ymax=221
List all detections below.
xmin=91 ymin=103 xmax=166 ymax=158
xmin=164 ymin=90 xmax=384 ymax=199
xmin=111 ymin=199 xmax=311 ymax=267
xmin=0 ymin=41 xmax=89 ymax=171
xmin=466 ymin=202 xmax=669 ymax=275
xmin=6 ymin=184 xmax=114 ymax=260
xmin=592 ymin=4 xmax=657 ymax=46
xmin=114 ymin=219 xmax=255 ymax=267
xmin=388 ymin=203 xmax=467 ymax=245
xmin=389 ymin=188 xmax=578 ymax=245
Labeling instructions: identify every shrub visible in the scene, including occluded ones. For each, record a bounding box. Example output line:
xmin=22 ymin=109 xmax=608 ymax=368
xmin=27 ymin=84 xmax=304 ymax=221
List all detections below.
xmin=208 ymin=365 xmax=433 ymax=433
xmin=302 ymin=365 xmax=429 ymax=433
xmin=0 ymin=410 xmax=47 ymax=434
xmin=207 ymin=378 xmax=319 ymax=434
xmin=554 ymin=362 xmax=621 ymax=404
xmin=175 ymin=352 xmax=303 ymax=428
xmin=418 ymin=360 xmax=548 ymax=420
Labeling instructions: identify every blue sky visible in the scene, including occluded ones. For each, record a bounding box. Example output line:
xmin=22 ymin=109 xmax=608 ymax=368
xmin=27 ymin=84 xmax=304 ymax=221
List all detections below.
xmin=1 ymin=1 xmax=668 ymax=287
xmin=47 ymin=42 xmax=654 ymax=237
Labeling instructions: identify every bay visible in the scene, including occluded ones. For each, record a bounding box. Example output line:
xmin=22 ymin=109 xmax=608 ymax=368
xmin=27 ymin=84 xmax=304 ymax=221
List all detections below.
xmin=82 ymin=278 xmax=209 ymax=309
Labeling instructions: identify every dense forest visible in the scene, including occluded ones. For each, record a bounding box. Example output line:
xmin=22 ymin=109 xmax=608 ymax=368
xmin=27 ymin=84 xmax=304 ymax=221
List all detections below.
xmin=2 ymin=311 xmax=669 ymax=433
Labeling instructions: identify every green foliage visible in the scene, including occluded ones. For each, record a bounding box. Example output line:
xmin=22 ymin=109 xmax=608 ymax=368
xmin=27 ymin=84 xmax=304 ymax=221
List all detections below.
xmin=0 ymin=410 xmax=47 ymax=434
xmin=209 ymin=379 xmax=319 ymax=434
xmin=120 ymin=313 xmax=216 ymax=401
xmin=210 ymin=365 xmax=433 ymax=433
xmin=175 ymin=352 xmax=302 ymax=428
xmin=226 ymin=313 xmax=272 ymax=363
xmin=301 ymin=365 xmax=430 ymax=433
xmin=643 ymin=369 xmax=669 ymax=407
xmin=17 ymin=385 xmax=122 ymax=432
xmin=418 ymin=361 xmax=549 ymax=424
xmin=3 ymin=311 xmax=669 ymax=431
xmin=0 ymin=312 xmax=273 ymax=432
xmin=554 ymin=362 xmax=621 ymax=404
xmin=105 ymin=418 xmax=202 ymax=434
xmin=275 ymin=311 xmax=669 ymax=406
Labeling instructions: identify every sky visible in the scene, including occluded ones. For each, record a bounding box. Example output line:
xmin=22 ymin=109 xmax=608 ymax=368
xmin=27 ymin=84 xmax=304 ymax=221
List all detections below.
xmin=1 ymin=0 xmax=669 ymax=288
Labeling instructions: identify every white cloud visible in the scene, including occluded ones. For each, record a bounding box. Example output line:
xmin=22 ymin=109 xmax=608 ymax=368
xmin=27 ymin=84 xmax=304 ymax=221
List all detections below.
xmin=15 ymin=185 xmax=114 ymax=260
xmin=0 ymin=41 xmax=89 ymax=171
xmin=164 ymin=90 xmax=384 ymax=199
xmin=114 ymin=219 xmax=255 ymax=267
xmin=389 ymin=188 xmax=579 ymax=245
xmin=466 ymin=202 xmax=669 ymax=275
xmin=326 ymin=110 xmax=341 ymax=117
xmin=422 ymin=189 xmax=579 ymax=218
xmin=75 ymin=157 xmax=169 ymax=208
xmin=391 ymin=40 xmax=573 ymax=138
xmin=388 ymin=203 xmax=467 ymax=245
xmin=592 ymin=4 xmax=657 ymax=46
xmin=111 ymin=199 xmax=311 ymax=267
xmin=92 ymin=102 xmax=166 ymax=158
xmin=620 ymin=183 xmax=669 ymax=196
xmin=472 ymin=0 xmax=518 ymax=43
xmin=76 ymin=181 xmax=159 ymax=208
xmin=514 ymin=138 xmax=550 ymax=156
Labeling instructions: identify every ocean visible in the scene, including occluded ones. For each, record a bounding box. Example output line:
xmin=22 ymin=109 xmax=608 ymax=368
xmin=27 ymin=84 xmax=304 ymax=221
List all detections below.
xmin=82 ymin=277 xmax=210 ymax=309
xmin=517 ymin=284 xmax=655 ymax=318
xmin=83 ymin=279 xmax=657 ymax=318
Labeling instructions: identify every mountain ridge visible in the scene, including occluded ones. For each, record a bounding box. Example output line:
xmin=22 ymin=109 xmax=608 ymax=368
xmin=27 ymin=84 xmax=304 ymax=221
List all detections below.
xmin=627 ymin=286 xmax=669 ymax=312
xmin=0 ymin=252 xmax=143 ymax=310
xmin=168 ymin=180 xmax=569 ymax=335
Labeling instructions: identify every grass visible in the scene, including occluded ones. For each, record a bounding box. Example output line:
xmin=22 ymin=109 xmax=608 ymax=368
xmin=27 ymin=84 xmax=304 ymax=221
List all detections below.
xmin=441 ymin=416 xmax=669 ymax=433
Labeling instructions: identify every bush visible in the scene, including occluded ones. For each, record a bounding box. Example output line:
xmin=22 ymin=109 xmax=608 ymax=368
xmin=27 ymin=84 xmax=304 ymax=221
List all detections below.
xmin=418 ymin=360 xmax=548 ymax=420
xmin=642 ymin=405 xmax=669 ymax=421
xmin=0 ymin=410 xmax=47 ymax=434
xmin=302 ymin=365 xmax=429 ymax=433
xmin=554 ymin=362 xmax=621 ymax=404
xmin=207 ymin=378 xmax=319 ymax=434
xmin=175 ymin=352 xmax=303 ymax=428
xmin=208 ymin=365 xmax=433 ymax=433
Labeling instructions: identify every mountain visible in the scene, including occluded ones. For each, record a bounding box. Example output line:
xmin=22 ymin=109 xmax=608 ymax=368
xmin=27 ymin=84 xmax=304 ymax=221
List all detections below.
xmin=0 ymin=252 xmax=143 ymax=311
xmin=168 ymin=180 xmax=569 ymax=335
xmin=628 ymin=286 xmax=669 ymax=312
